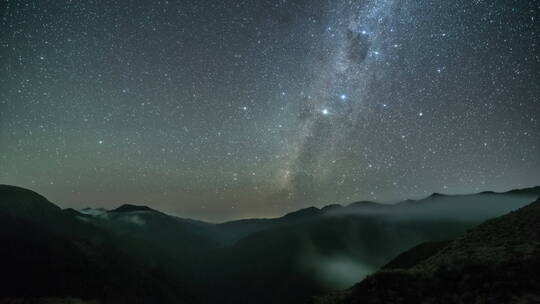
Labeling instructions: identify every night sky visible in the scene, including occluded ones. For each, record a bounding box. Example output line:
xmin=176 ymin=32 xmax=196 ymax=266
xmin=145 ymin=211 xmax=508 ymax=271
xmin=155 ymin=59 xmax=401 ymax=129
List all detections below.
xmin=1 ymin=0 xmax=539 ymax=222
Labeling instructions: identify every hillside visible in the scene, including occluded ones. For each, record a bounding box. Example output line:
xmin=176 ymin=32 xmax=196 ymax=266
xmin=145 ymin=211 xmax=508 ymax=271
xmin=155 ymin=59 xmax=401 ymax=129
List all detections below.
xmin=0 ymin=185 xmax=194 ymax=303
xmin=313 ymin=197 xmax=540 ymax=303
xmin=196 ymin=188 xmax=540 ymax=303
xmin=1 ymin=184 xmax=539 ymax=303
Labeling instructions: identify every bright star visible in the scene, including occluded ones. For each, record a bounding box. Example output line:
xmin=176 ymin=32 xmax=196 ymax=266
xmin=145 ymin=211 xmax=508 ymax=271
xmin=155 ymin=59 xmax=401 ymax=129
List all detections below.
xmin=322 ymin=109 xmax=329 ymax=115
xmin=98 ymin=140 xmax=104 ymax=144
xmin=340 ymin=94 xmax=347 ymax=100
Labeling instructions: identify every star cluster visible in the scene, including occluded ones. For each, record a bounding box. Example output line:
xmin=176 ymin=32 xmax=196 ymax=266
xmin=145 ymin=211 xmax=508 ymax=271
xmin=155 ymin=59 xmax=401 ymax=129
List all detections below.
xmin=1 ymin=0 xmax=539 ymax=221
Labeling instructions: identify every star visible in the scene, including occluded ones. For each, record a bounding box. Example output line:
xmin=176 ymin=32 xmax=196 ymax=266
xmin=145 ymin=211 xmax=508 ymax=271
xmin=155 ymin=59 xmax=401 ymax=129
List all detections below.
xmin=1 ymin=0 xmax=537 ymax=222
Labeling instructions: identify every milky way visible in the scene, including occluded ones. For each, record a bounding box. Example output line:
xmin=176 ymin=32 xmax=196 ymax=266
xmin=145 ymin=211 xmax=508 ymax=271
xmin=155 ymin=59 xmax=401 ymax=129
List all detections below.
xmin=1 ymin=0 xmax=539 ymax=221
xmin=282 ymin=0 xmax=403 ymax=201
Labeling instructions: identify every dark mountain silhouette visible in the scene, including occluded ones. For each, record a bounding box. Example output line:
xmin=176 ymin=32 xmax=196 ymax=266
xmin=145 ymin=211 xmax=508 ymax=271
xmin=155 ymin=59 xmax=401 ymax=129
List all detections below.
xmin=346 ymin=201 xmax=386 ymax=209
xmin=282 ymin=206 xmax=322 ymax=219
xmin=0 ymin=185 xmax=193 ymax=303
xmin=193 ymin=187 xmax=540 ymax=303
xmin=81 ymin=201 xmax=223 ymax=277
xmin=80 ymin=207 xmax=108 ymax=216
xmin=62 ymin=207 xmax=88 ymax=217
xmin=0 ymin=185 xmax=63 ymax=224
xmin=199 ymin=213 xmax=476 ymax=303
xmin=1 ymin=184 xmax=539 ymax=303
xmin=111 ymin=204 xmax=156 ymax=213
xmin=320 ymin=204 xmax=342 ymax=212
xmin=215 ymin=217 xmax=275 ymax=244
xmin=380 ymin=240 xmax=451 ymax=270
xmin=215 ymin=205 xmax=334 ymax=244
xmin=507 ymin=185 xmax=540 ymax=196
xmin=312 ymin=197 xmax=540 ymax=303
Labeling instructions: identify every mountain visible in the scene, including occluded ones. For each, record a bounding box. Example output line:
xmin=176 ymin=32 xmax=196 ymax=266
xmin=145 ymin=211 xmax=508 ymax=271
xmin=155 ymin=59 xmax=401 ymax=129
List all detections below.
xmin=391 ymin=189 xmax=540 ymax=222
xmin=345 ymin=201 xmax=388 ymax=212
xmin=380 ymin=240 xmax=451 ymax=270
xmin=1 ymin=184 xmax=540 ymax=303
xmin=0 ymin=185 xmax=193 ymax=303
xmin=80 ymin=207 xmax=108 ymax=216
xmin=0 ymin=185 xmax=63 ymax=224
xmin=312 ymin=197 xmax=540 ymax=303
xmin=215 ymin=206 xmax=326 ymax=244
xmin=111 ymin=204 xmax=155 ymax=213
xmin=199 ymin=211 xmax=476 ymax=303
xmin=78 ymin=201 xmax=224 ymax=278
xmin=195 ymin=187 xmax=540 ymax=303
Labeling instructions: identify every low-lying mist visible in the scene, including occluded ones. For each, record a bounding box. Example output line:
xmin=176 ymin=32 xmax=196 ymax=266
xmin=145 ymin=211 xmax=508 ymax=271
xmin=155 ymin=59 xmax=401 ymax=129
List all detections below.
xmin=293 ymin=192 xmax=539 ymax=291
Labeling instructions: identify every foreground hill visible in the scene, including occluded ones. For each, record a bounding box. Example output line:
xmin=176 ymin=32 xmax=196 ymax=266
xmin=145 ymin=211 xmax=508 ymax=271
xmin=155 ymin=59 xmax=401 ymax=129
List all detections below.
xmin=312 ymin=197 xmax=540 ymax=303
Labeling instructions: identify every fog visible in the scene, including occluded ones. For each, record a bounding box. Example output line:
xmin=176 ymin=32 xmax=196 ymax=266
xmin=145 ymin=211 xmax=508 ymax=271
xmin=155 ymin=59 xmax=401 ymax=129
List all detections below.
xmin=298 ymin=192 xmax=540 ymax=291
xmin=305 ymin=254 xmax=377 ymax=289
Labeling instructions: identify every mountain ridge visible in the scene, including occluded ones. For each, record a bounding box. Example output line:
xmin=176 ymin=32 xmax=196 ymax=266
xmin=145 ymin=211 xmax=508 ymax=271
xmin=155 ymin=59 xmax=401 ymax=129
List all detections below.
xmin=108 ymin=185 xmax=540 ymax=223
xmin=312 ymin=197 xmax=540 ymax=303
xmin=4 ymin=183 xmax=539 ymax=224
xmin=2 ymin=184 xmax=540 ymax=303
xmin=111 ymin=204 xmax=157 ymax=213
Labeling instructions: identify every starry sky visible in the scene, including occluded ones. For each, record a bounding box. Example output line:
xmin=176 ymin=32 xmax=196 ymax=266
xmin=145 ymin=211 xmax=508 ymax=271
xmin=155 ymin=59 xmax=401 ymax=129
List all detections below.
xmin=1 ymin=0 xmax=539 ymax=222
